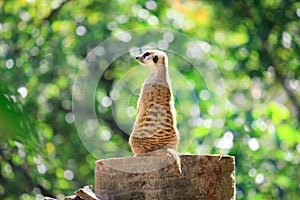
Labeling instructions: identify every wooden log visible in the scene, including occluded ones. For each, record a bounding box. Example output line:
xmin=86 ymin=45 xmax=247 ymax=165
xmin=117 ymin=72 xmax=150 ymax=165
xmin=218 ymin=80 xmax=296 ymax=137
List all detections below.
xmin=75 ymin=185 xmax=102 ymax=200
xmin=95 ymin=154 xmax=235 ymax=200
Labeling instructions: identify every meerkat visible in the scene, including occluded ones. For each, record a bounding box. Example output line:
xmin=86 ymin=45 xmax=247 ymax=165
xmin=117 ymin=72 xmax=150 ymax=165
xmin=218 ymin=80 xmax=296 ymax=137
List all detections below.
xmin=129 ymin=50 xmax=181 ymax=175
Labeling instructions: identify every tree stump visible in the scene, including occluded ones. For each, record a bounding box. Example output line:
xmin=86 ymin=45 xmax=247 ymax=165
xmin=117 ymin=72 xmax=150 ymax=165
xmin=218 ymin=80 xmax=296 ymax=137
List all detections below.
xmin=95 ymin=154 xmax=235 ymax=200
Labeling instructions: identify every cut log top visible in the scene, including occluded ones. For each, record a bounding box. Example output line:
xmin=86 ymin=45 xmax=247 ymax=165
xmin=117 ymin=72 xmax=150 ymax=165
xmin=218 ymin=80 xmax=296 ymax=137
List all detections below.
xmin=95 ymin=154 xmax=235 ymax=200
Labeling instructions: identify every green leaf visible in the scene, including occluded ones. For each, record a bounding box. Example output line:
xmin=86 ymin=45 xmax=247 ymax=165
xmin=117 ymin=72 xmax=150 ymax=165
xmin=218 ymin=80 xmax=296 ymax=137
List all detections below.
xmin=276 ymin=124 xmax=300 ymax=146
xmin=266 ymin=102 xmax=290 ymax=124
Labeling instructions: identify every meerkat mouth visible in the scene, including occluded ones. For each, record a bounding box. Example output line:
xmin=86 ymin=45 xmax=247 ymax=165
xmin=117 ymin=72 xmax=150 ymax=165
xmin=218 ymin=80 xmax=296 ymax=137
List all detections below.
xmin=135 ymin=56 xmax=145 ymax=64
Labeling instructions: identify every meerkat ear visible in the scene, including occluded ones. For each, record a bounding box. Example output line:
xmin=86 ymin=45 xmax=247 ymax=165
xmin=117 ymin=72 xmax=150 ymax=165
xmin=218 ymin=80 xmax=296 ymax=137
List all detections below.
xmin=153 ymin=55 xmax=158 ymax=63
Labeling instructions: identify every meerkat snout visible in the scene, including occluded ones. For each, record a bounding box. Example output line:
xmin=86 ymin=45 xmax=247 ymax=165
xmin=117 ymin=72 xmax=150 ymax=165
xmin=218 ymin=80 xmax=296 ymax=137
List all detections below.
xmin=135 ymin=55 xmax=143 ymax=63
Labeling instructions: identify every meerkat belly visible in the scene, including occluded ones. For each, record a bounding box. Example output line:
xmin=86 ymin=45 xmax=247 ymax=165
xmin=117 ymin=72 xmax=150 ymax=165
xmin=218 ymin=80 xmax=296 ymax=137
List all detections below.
xmin=130 ymin=83 xmax=179 ymax=153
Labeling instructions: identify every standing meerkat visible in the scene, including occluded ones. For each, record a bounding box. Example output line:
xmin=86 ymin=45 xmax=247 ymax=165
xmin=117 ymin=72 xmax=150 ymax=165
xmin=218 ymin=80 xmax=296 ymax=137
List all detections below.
xmin=129 ymin=50 xmax=181 ymax=174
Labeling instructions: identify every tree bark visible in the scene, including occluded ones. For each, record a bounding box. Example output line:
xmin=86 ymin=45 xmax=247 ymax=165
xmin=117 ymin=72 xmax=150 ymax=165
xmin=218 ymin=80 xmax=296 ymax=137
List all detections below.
xmin=95 ymin=154 xmax=235 ymax=200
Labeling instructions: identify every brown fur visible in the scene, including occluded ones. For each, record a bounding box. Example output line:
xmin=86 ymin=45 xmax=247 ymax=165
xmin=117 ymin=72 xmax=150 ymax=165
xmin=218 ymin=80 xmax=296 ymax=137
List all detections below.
xmin=129 ymin=83 xmax=179 ymax=154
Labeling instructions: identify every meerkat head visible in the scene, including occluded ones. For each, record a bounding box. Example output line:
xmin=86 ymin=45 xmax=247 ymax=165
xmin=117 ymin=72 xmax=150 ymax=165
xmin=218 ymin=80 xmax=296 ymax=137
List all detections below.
xmin=135 ymin=50 xmax=168 ymax=70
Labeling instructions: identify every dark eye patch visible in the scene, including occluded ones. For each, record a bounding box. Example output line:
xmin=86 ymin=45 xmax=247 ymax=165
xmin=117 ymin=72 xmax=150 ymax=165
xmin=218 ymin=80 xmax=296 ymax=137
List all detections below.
xmin=153 ymin=55 xmax=158 ymax=63
xmin=142 ymin=52 xmax=150 ymax=58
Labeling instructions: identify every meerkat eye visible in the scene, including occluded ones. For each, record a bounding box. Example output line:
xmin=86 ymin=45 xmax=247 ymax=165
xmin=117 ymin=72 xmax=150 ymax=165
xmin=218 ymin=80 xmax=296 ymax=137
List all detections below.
xmin=153 ymin=55 xmax=158 ymax=63
xmin=142 ymin=52 xmax=150 ymax=58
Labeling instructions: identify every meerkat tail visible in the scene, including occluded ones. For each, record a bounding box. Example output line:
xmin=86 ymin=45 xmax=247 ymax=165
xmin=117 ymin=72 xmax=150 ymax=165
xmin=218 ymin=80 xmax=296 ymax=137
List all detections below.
xmin=166 ymin=148 xmax=182 ymax=175
xmin=135 ymin=148 xmax=182 ymax=175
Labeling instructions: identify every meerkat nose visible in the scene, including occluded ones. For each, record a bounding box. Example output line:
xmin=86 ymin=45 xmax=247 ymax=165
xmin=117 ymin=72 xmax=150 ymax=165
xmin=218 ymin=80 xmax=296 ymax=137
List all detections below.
xmin=135 ymin=56 xmax=139 ymax=60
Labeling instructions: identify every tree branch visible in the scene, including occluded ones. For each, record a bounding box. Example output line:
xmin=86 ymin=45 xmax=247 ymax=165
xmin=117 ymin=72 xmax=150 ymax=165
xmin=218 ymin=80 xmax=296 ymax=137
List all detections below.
xmin=43 ymin=0 xmax=71 ymax=22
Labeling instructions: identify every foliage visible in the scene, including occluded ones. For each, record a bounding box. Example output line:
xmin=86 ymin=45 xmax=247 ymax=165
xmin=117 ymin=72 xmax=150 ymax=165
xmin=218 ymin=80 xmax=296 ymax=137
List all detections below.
xmin=1 ymin=0 xmax=300 ymax=199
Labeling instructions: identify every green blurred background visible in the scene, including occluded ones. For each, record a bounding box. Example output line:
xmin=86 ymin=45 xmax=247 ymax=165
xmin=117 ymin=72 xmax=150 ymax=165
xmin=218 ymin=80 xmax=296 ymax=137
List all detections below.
xmin=1 ymin=0 xmax=300 ymax=199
